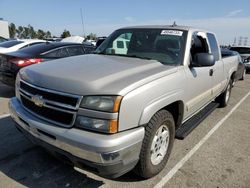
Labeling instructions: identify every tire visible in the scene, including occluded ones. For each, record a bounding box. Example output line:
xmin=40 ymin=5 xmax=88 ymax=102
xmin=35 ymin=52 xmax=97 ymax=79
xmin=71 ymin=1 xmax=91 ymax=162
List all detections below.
xmin=134 ymin=110 xmax=175 ymax=178
xmin=240 ymin=69 xmax=246 ymax=80
xmin=232 ymin=79 xmax=236 ymax=87
xmin=216 ymin=79 xmax=232 ymax=107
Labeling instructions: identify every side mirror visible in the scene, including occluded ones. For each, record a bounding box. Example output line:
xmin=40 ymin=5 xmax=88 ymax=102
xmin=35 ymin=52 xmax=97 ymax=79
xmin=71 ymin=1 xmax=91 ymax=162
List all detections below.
xmin=191 ymin=53 xmax=215 ymax=67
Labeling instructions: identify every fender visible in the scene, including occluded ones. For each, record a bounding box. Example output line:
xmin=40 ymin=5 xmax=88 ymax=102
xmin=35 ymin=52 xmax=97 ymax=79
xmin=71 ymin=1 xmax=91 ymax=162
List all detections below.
xmin=139 ymin=89 xmax=184 ymax=125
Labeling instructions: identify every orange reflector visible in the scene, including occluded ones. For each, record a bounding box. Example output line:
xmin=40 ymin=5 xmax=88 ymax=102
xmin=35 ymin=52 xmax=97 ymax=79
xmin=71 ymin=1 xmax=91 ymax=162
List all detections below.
xmin=109 ymin=119 xmax=118 ymax=133
xmin=113 ymin=96 xmax=122 ymax=112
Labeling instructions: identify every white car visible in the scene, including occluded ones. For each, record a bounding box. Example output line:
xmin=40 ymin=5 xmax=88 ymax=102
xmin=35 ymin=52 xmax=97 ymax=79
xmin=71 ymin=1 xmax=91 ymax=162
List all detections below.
xmin=0 ymin=39 xmax=46 ymax=54
xmin=61 ymin=36 xmax=85 ymax=44
xmin=111 ymin=38 xmax=130 ymax=54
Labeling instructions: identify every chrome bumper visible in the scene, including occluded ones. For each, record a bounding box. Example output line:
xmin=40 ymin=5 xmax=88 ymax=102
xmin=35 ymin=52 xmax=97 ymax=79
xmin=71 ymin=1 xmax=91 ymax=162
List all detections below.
xmin=9 ymin=97 xmax=144 ymax=167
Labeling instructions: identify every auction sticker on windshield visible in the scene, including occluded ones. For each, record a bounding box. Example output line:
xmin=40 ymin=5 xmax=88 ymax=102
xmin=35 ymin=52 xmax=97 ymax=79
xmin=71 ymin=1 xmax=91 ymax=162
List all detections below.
xmin=161 ymin=30 xmax=183 ymax=36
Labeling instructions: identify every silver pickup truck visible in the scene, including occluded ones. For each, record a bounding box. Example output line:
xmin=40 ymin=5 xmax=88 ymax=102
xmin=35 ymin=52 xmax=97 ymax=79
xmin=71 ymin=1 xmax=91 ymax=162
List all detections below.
xmin=9 ymin=25 xmax=238 ymax=179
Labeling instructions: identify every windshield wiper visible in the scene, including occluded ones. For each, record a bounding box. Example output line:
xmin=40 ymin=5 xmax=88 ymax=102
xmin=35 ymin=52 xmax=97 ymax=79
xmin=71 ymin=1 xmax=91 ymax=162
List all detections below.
xmin=93 ymin=51 xmax=106 ymax=55
xmin=109 ymin=53 xmax=153 ymax=60
xmin=125 ymin=54 xmax=152 ymax=60
xmin=95 ymin=52 xmax=155 ymax=61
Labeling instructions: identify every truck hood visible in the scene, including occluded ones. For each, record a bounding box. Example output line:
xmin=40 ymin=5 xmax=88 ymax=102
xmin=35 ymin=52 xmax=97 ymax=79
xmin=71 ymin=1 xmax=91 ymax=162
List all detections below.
xmin=19 ymin=54 xmax=177 ymax=96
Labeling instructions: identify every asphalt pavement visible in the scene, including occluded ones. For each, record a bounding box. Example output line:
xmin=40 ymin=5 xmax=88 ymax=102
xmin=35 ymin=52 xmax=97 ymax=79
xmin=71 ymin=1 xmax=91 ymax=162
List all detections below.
xmin=0 ymin=75 xmax=249 ymax=188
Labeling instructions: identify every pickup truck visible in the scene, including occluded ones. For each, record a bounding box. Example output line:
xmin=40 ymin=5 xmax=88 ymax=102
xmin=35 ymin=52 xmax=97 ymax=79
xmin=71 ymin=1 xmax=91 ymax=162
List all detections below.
xmin=9 ymin=25 xmax=238 ymax=179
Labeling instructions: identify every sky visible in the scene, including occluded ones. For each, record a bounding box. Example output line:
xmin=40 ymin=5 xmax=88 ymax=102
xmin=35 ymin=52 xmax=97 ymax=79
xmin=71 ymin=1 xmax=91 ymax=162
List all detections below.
xmin=0 ymin=0 xmax=250 ymax=45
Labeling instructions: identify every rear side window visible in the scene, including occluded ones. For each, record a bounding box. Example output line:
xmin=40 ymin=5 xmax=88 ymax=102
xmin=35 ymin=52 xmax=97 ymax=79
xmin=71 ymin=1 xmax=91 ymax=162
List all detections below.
xmin=0 ymin=40 xmax=23 ymax=48
xmin=19 ymin=42 xmax=44 ymax=50
xmin=28 ymin=42 xmax=44 ymax=47
xmin=207 ymin=33 xmax=220 ymax=61
xmin=66 ymin=46 xmax=85 ymax=56
xmin=43 ymin=48 xmax=69 ymax=58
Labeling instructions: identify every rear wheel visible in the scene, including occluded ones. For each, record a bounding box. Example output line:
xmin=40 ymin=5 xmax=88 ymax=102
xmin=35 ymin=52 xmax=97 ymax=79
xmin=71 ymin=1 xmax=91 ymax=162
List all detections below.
xmin=216 ymin=79 xmax=232 ymax=107
xmin=134 ymin=110 xmax=175 ymax=178
xmin=232 ymin=79 xmax=236 ymax=87
xmin=240 ymin=69 xmax=246 ymax=80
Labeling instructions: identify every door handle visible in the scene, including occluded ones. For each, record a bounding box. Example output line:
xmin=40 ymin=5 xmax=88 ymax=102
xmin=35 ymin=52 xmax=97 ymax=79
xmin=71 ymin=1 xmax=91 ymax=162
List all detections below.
xmin=209 ymin=69 xmax=214 ymax=76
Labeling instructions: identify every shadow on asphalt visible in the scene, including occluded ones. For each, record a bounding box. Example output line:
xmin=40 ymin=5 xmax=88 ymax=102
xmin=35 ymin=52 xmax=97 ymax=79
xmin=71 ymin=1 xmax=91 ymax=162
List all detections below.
xmin=0 ymin=116 xmax=145 ymax=187
xmin=0 ymin=116 xmax=105 ymax=187
xmin=0 ymin=84 xmax=15 ymax=98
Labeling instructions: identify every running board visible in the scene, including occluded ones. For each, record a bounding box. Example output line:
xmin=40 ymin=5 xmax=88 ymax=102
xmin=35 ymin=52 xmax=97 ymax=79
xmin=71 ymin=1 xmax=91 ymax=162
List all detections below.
xmin=175 ymin=102 xmax=219 ymax=140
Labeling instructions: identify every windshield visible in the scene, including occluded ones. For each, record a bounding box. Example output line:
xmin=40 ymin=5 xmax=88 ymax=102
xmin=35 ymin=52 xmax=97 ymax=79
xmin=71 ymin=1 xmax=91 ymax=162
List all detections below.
xmin=230 ymin=47 xmax=250 ymax=54
xmin=95 ymin=28 xmax=187 ymax=65
xmin=0 ymin=40 xmax=23 ymax=48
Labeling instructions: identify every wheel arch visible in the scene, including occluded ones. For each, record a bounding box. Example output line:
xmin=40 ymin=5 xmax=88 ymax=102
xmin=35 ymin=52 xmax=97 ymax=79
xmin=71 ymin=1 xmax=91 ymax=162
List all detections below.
xmin=139 ymin=100 xmax=184 ymax=130
xmin=231 ymin=71 xmax=236 ymax=81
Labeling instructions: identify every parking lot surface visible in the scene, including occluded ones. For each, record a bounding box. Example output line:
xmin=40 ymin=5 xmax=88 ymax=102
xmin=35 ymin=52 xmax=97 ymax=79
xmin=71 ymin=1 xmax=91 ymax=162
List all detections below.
xmin=0 ymin=75 xmax=250 ymax=188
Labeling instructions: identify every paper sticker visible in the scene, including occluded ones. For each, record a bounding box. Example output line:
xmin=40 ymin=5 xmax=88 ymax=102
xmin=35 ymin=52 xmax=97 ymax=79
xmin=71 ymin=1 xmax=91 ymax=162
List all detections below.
xmin=161 ymin=30 xmax=183 ymax=36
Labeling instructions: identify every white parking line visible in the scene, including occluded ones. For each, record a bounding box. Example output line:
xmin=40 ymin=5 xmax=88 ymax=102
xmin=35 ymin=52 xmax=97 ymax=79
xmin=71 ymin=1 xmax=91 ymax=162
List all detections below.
xmin=0 ymin=113 xmax=10 ymax=119
xmin=154 ymin=90 xmax=250 ymax=188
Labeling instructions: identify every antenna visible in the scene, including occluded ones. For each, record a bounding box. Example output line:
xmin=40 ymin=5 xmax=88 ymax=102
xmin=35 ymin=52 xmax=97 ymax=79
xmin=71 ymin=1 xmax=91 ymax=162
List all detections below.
xmin=80 ymin=8 xmax=85 ymax=37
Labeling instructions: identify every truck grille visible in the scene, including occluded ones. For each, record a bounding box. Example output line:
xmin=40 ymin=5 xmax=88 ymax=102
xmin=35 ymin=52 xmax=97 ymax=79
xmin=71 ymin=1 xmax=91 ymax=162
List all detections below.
xmin=19 ymin=80 xmax=82 ymax=127
xmin=20 ymin=81 xmax=78 ymax=106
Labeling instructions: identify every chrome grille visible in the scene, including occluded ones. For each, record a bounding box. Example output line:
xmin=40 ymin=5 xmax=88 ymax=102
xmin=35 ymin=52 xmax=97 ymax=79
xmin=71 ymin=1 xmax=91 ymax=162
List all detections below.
xmin=19 ymin=80 xmax=82 ymax=127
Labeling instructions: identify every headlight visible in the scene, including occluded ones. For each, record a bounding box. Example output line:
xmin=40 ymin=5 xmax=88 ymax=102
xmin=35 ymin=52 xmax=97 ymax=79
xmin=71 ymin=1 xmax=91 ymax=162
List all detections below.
xmin=75 ymin=116 xmax=118 ymax=133
xmin=80 ymin=96 xmax=122 ymax=112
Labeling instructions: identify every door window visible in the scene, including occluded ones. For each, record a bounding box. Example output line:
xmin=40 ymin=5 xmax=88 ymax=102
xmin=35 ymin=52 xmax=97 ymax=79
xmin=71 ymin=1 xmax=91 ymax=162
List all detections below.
xmin=190 ymin=32 xmax=209 ymax=61
xmin=207 ymin=33 xmax=220 ymax=61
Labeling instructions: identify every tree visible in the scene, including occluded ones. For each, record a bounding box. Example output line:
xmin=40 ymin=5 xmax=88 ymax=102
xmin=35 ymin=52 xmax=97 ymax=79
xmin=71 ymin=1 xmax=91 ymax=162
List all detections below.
xmin=28 ymin=24 xmax=36 ymax=38
xmin=61 ymin=29 xmax=71 ymax=38
xmin=8 ymin=23 xmax=55 ymax=39
xmin=45 ymin=31 xmax=51 ymax=38
xmin=17 ymin=26 xmax=24 ymax=38
xmin=9 ymin=23 xmax=16 ymax=38
xmin=23 ymin=27 xmax=29 ymax=38
xmin=86 ymin=33 xmax=97 ymax=40
xmin=36 ymin=29 xmax=46 ymax=39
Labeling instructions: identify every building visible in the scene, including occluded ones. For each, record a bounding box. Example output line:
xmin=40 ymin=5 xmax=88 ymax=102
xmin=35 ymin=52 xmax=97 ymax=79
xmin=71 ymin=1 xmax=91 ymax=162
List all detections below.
xmin=232 ymin=36 xmax=249 ymax=46
xmin=0 ymin=19 xmax=10 ymax=38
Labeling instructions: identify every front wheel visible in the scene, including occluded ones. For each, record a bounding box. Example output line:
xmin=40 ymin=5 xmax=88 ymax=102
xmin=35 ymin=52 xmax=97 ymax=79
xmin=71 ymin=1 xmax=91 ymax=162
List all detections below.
xmin=134 ymin=110 xmax=175 ymax=178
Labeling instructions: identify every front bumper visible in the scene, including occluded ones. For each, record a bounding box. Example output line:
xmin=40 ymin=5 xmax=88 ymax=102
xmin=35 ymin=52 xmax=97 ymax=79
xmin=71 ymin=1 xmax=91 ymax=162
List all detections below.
xmin=9 ymin=97 xmax=145 ymax=178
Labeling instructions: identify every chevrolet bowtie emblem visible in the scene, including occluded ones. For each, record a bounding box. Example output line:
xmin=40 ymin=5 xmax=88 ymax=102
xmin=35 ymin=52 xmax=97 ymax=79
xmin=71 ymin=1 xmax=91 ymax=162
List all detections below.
xmin=31 ymin=95 xmax=45 ymax=107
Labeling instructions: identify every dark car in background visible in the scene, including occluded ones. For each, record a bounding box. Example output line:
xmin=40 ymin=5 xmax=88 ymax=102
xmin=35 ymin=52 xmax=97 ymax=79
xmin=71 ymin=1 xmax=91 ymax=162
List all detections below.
xmin=229 ymin=46 xmax=250 ymax=72
xmin=0 ymin=36 xmax=8 ymax=43
xmin=95 ymin=37 xmax=107 ymax=48
xmin=221 ymin=48 xmax=246 ymax=85
xmin=0 ymin=42 xmax=95 ymax=86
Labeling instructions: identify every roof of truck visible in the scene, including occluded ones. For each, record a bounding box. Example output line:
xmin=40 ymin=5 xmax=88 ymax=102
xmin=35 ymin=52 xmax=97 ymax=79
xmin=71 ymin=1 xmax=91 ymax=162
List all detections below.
xmin=230 ymin=46 xmax=250 ymax=48
xmin=120 ymin=25 xmax=198 ymax=31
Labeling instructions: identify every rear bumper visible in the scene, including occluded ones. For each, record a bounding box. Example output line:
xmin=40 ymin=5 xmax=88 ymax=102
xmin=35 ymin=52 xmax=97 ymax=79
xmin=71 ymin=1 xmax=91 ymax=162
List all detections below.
xmin=9 ymin=97 xmax=145 ymax=178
